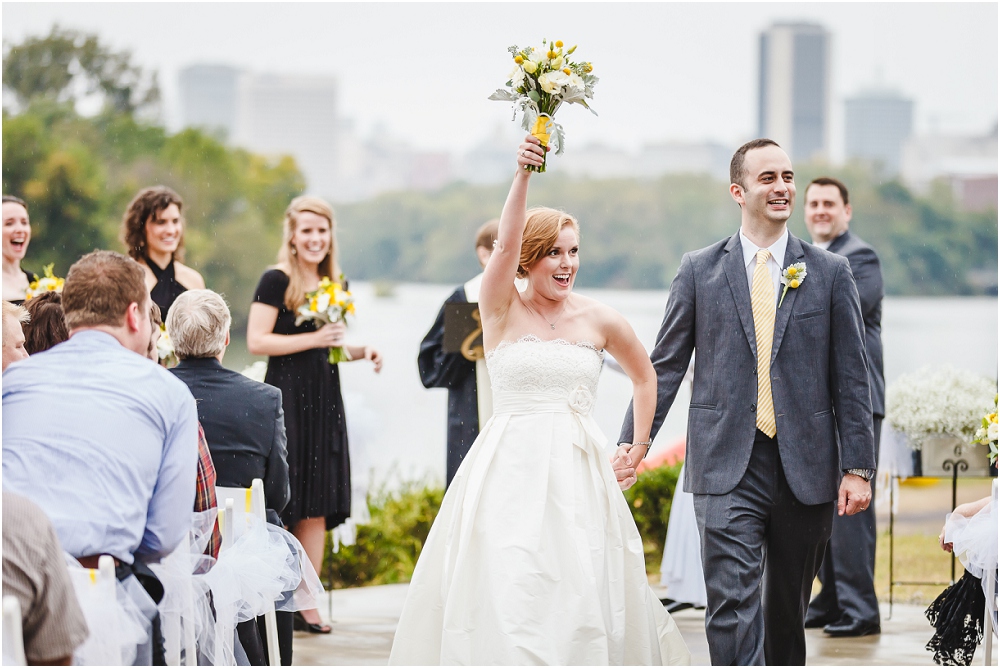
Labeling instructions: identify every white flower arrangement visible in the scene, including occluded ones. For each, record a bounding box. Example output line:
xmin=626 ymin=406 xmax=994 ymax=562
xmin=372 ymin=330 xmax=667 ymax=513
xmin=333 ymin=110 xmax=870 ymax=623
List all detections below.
xmin=885 ymin=365 xmax=997 ymax=450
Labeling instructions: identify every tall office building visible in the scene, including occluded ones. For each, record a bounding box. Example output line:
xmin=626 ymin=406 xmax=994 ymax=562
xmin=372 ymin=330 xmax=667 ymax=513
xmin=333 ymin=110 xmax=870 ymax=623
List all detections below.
xmin=844 ymin=90 xmax=914 ymax=175
xmin=758 ymin=23 xmax=830 ymax=162
xmin=178 ymin=64 xmax=241 ymax=139
xmin=233 ymin=74 xmax=339 ymax=197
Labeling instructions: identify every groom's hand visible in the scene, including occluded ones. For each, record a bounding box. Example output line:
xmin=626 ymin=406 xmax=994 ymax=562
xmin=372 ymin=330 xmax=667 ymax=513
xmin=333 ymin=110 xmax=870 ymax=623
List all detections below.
xmin=611 ymin=444 xmax=637 ymax=491
xmin=838 ymin=474 xmax=872 ymax=516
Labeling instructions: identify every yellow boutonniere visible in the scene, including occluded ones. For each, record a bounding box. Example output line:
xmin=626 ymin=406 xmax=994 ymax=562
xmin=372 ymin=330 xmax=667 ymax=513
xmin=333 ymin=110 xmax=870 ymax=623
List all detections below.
xmin=779 ymin=262 xmax=807 ymax=307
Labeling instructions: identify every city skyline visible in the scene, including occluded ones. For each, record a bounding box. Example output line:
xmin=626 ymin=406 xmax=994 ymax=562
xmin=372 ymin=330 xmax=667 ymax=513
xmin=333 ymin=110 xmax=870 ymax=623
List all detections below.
xmin=3 ymin=3 xmax=997 ymax=163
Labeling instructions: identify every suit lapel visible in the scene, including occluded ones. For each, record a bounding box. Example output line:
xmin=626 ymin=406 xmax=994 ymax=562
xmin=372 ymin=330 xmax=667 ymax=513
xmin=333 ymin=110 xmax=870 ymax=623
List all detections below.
xmin=825 ymin=230 xmax=851 ymax=255
xmin=723 ymin=233 xmax=757 ymax=355
xmin=771 ymin=233 xmax=806 ymax=363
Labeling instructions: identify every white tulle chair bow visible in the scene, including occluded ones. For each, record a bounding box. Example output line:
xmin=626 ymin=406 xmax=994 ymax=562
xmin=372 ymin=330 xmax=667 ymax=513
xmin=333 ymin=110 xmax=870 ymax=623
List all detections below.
xmin=208 ymin=479 xmax=326 ymax=666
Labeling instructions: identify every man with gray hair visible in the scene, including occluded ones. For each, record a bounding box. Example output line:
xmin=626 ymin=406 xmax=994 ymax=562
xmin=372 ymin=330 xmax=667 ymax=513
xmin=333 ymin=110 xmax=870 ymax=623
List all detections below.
xmin=167 ymin=289 xmax=292 ymax=665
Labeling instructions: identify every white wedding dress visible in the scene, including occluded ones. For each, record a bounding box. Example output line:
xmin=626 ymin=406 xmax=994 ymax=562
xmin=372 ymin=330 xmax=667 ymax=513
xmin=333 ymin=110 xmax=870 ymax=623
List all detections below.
xmin=389 ymin=335 xmax=690 ymax=665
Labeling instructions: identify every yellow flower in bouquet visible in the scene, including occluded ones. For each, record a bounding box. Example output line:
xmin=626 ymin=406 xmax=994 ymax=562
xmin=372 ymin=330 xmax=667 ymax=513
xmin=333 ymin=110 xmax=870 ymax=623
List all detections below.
xmin=295 ymin=276 xmax=356 ymax=364
xmin=489 ymin=38 xmax=599 ymax=172
xmin=24 ymin=264 xmax=65 ymax=300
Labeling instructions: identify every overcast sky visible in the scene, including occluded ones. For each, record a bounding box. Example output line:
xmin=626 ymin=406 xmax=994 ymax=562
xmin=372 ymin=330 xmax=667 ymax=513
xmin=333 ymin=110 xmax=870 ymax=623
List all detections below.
xmin=3 ymin=2 xmax=997 ymax=160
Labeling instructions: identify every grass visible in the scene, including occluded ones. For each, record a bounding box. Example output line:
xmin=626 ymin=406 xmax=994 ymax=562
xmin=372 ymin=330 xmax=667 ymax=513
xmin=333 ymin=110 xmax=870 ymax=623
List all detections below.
xmin=874 ymin=530 xmax=962 ymax=606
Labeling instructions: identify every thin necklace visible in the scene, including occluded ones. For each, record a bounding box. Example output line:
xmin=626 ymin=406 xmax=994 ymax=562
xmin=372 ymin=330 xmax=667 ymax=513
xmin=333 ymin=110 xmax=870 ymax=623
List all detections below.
xmin=528 ymin=301 xmax=567 ymax=330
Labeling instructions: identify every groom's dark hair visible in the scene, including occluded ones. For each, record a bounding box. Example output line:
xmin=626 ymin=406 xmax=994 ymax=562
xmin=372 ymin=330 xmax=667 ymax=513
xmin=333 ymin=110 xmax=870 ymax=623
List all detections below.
xmin=730 ymin=138 xmax=781 ymax=188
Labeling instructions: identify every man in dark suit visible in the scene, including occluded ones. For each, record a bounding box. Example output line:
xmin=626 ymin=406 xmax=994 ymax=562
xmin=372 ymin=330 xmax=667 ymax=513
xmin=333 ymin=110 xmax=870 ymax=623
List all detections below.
xmin=802 ymin=177 xmax=885 ymax=637
xmin=618 ymin=139 xmax=876 ymax=665
xmin=418 ymin=220 xmax=498 ymax=486
xmin=166 ymin=289 xmax=292 ymax=666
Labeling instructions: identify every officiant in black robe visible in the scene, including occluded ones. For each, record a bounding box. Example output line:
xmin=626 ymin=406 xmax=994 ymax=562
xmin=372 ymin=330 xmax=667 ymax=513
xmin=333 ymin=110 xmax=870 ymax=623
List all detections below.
xmin=418 ymin=221 xmax=498 ymax=487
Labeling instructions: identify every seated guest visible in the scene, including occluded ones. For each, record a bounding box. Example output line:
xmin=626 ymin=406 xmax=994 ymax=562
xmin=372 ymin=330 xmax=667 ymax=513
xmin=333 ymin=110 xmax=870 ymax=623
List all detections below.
xmin=2 ymin=491 xmax=89 ymax=666
xmin=2 ymin=250 xmax=199 ymax=664
xmin=22 ymin=291 xmax=68 ymax=354
xmin=150 ymin=300 xmax=222 ymax=561
xmin=167 ymin=289 xmax=291 ymax=665
xmin=2 ymin=300 xmax=29 ymax=370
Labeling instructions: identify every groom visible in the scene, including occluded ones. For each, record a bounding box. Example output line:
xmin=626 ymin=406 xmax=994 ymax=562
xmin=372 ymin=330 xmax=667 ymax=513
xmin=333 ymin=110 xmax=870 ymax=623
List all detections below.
xmin=619 ymin=139 xmax=875 ymax=665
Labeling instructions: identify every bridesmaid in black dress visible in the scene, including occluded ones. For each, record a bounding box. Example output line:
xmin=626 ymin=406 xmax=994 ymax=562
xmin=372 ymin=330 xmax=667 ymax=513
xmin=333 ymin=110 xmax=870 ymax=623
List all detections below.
xmin=247 ymin=195 xmax=382 ymax=633
xmin=121 ymin=186 xmax=205 ymax=319
xmin=2 ymin=196 xmax=36 ymax=305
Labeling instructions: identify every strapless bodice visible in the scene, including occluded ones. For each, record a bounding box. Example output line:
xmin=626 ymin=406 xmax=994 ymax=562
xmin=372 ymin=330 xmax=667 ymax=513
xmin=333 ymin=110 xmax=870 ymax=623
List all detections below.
xmin=485 ymin=335 xmax=604 ymax=415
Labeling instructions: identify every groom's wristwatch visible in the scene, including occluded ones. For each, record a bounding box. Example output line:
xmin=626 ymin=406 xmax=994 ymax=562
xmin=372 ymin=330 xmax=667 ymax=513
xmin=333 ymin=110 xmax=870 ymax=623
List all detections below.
xmin=845 ymin=468 xmax=875 ymax=482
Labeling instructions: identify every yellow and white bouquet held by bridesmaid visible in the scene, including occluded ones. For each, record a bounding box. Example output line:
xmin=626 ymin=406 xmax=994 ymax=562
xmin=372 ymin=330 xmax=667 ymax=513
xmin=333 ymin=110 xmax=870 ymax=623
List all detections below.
xmin=24 ymin=264 xmax=64 ymax=300
xmin=295 ymin=276 xmax=356 ymax=364
xmin=973 ymin=394 xmax=998 ymax=464
xmin=157 ymin=324 xmax=178 ymax=367
xmin=489 ymin=39 xmax=598 ymax=172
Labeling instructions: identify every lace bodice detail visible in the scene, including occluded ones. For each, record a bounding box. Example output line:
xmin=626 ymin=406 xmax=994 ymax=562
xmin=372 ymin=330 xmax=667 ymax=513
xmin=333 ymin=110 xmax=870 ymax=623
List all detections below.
xmin=486 ymin=335 xmax=604 ymax=396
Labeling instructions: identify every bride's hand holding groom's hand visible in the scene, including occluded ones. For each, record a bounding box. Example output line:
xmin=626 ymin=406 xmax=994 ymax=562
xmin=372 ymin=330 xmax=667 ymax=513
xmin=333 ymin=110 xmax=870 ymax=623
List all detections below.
xmin=611 ymin=443 xmax=647 ymax=491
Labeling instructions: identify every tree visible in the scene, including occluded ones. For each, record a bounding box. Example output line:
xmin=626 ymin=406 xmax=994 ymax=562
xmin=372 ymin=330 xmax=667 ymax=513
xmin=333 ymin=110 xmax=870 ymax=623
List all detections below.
xmin=3 ymin=26 xmax=160 ymax=117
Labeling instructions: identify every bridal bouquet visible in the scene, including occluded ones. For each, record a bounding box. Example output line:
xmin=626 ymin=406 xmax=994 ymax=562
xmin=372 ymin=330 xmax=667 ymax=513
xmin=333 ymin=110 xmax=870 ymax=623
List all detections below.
xmin=885 ymin=365 xmax=996 ymax=449
xmin=24 ymin=263 xmax=65 ymax=300
xmin=972 ymin=394 xmax=998 ymax=464
xmin=295 ymin=277 xmax=355 ymax=364
xmin=489 ymin=39 xmax=598 ymax=172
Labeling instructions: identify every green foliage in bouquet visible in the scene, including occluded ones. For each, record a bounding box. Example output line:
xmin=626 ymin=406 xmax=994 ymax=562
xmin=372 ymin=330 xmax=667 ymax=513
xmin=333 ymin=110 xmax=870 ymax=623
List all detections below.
xmin=322 ymin=480 xmax=444 ymax=588
xmin=623 ymin=462 xmax=683 ymax=575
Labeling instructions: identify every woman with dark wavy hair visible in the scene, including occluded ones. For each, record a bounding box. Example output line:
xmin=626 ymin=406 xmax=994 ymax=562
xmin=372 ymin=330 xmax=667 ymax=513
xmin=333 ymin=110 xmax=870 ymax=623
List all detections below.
xmin=121 ymin=186 xmax=205 ymax=319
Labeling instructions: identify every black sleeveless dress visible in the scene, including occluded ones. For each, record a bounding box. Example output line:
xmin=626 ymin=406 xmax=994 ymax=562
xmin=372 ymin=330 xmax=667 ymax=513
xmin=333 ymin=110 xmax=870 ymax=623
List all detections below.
xmin=252 ymin=269 xmax=351 ymax=530
xmin=9 ymin=269 xmax=37 ymax=306
xmin=147 ymin=256 xmax=187 ymax=319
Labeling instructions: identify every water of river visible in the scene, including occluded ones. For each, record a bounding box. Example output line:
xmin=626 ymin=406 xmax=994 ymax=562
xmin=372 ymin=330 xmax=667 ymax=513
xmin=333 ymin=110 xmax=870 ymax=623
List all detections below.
xmin=226 ymin=283 xmax=998 ymax=488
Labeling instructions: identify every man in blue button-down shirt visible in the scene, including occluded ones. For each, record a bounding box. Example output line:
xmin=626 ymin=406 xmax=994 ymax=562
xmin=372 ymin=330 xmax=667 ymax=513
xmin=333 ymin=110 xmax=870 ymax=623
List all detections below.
xmin=2 ymin=250 xmax=199 ymax=567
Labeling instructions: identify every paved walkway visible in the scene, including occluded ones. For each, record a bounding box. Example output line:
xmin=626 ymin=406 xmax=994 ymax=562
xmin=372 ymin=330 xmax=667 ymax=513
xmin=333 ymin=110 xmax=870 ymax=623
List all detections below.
xmin=292 ymin=583 xmax=997 ymax=665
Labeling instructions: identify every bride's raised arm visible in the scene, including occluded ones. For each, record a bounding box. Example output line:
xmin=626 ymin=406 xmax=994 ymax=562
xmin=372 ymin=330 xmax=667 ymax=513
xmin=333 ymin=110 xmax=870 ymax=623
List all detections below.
xmin=479 ymin=136 xmax=546 ymax=329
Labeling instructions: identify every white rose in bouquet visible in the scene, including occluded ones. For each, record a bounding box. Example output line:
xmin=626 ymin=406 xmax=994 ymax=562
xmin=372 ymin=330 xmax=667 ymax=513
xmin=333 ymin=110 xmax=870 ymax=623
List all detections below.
xmin=538 ymin=69 xmax=570 ymax=94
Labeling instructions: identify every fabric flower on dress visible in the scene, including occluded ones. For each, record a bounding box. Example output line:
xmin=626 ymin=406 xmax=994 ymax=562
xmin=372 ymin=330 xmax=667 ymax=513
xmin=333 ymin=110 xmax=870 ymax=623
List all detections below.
xmin=568 ymin=385 xmax=595 ymax=414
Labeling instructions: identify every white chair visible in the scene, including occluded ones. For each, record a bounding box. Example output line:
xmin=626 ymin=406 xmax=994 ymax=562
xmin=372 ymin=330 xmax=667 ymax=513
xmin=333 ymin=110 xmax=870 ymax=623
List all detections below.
xmin=3 ymin=595 xmax=26 ymax=666
xmin=215 ymin=479 xmax=281 ymax=667
xmin=153 ymin=532 xmax=201 ymax=667
xmin=67 ymin=555 xmax=137 ymax=665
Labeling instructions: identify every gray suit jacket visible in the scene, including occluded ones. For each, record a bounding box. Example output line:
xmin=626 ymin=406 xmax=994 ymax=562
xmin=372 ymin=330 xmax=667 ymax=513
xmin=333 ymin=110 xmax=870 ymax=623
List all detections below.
xmin=621 ymin=231 xmax=876 ymax=505
xmin=826 ymin=231 xmax=885 ymax=418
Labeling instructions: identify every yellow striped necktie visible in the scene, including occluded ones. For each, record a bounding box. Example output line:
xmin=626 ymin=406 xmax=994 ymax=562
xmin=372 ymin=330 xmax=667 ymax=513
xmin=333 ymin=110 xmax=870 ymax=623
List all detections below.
xmin=751 ymin=249 xmax=777 ymax=438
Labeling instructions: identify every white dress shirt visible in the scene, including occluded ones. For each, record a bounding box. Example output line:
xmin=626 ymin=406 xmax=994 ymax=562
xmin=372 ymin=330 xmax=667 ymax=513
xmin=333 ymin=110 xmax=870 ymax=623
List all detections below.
xmin=739 ymin=228 xmax=788 ymax=300
xmin=814 ymin=239 xmax=832 ymax=250
xmin=2 ymin=331 xmax=199 ymax=564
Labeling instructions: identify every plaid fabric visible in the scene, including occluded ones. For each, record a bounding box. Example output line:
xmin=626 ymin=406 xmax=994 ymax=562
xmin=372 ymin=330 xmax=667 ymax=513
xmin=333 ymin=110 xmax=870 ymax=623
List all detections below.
xmin=194 ymin=422 xmax=222 ymax=560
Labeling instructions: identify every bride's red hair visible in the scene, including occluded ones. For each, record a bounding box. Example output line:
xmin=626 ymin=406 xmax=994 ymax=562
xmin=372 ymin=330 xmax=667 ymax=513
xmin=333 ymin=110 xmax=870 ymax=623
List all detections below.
xmin=517 ymin=207 xmax=580 ymax=278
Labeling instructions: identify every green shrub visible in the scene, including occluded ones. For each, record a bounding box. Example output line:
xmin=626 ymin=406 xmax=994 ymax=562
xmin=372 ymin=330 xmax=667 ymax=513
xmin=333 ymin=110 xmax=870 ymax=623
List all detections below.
xmin=322 ymin=480 xmax=444 ymax=588
xmin=623 ymin=462 xmax=683 ymax=574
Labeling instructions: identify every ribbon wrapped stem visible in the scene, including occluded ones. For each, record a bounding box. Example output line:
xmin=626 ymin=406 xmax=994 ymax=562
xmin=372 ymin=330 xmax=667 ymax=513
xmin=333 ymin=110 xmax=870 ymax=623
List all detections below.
xmin=529 ymin=114 xmax=551 ymax=173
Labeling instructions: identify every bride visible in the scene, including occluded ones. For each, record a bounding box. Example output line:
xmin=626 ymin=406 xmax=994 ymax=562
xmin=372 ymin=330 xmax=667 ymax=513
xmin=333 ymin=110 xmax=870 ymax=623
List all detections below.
xmin=388 ymin=136 xmax=690 ymax=665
